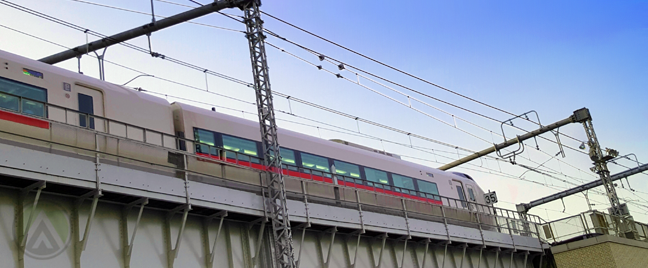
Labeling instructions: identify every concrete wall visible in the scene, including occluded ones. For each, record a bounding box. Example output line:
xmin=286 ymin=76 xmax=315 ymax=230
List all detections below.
xmin=551 ymin=235 xmax=648 ymax=268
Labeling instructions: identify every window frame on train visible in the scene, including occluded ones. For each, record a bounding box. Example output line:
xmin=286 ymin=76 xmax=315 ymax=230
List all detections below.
xmin=0 ymin=76 xmax=47 ymax=118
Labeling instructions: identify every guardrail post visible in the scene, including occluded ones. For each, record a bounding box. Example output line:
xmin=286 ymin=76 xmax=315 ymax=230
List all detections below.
xmin=401 ymin=198 xmax=411 ymax=238
xmin=355 ymin=190 xmax=365 ymax=232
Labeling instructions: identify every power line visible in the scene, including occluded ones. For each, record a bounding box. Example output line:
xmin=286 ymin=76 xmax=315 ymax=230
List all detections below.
xmin=0 ymin=0 xmax=251 ymax=87
xmin=68 ymin=0 xmax=244 ymax=33
xmin=7 ymin=22 xmax=644 ymax=218
xmin=41 ymin=0 xmax=598 ymax=185
xmin=259 ymin=11 xmax=588 ymax=147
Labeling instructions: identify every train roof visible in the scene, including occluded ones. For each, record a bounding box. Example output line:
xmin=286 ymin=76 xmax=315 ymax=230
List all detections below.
xmin=0 ymin=49 xmax=170 ymax=107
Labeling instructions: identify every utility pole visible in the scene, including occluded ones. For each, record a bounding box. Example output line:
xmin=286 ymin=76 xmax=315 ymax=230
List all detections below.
xmin=242 ymin=1 xmax=296 ymax=267
xmin=439 ymin=108 xmax=592 ymax=171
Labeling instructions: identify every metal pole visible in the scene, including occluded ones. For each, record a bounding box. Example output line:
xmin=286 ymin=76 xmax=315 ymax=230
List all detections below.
xmin=516 ymin=163 xmax=648 ymax=213
xmin=39 ymin=0 xmax=251 ymax=64
xmin=243 ymin=1 xmax=295 ymax=267
xmin=439 ymin=108 xmax=591 ymax=170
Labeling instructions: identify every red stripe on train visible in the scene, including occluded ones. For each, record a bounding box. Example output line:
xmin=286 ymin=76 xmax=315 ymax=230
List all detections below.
xmin=0 ymin=110 xmax=49 ymax=129
xmin=195 ymin=152 xmax=442 ymax=205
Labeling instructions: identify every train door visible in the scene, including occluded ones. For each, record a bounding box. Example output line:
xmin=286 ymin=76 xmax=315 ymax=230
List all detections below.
xmin=75 ymin=85 xmax=104 ymax=132
xmin=452 ymin=179 xmax=468 ymax=209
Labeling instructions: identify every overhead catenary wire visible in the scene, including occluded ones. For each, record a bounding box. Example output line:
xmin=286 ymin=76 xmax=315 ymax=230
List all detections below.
xmin=68 ymin=0 xmax=244 ymax=33
xmin=264 ymin=41 xmax=599 ymax=182
xmin=259 ymin=11 xmax=588 ymax=147
xmin=2 ymin=0 xmax=599 ymax=190
xmin=0 ymin=0 xmax=251 ymax=87
xmin=4 ymin=22 xmax=642 ymax=219
xmin=46 ymin=0 xmax=600 ymax=184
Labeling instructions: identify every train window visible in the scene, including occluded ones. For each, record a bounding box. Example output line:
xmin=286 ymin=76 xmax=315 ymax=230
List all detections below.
xmin=300 ymin=153 xmax=331 ymax=177
xmin=333 ymin=160 xmax=361 ymax=179
xmin=418 ymin=180 xmax=441 ymax=201
xmin=280 ymin=147 xmax=298 ymax=171
xmin=194 ymin=128 xmax=217 ymax=155
xmin=78 ymin=93 xmax=94 ymax=129
xmin=222 ymin=134 xmax=260 ymax=163
xmin=456 ymin=186 xmax=467 ymax=208
xmin=365 ymin=167 xmax=389 ymax=189
xmin=467 ymin=188 xmax=476 ymax=201
xmin=0 ymin=76 xmax=46 ymax=117
xmin=391 ymin=174 xmax=416 ymax=195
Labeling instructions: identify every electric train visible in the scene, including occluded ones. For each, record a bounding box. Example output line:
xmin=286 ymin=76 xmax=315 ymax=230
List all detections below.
xmin=0 ymin=49 xmax=486 ymax=209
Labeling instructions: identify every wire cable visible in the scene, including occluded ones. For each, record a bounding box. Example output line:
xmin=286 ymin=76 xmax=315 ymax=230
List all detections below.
xmin=260 ymin=11 xmax=588 ymax=146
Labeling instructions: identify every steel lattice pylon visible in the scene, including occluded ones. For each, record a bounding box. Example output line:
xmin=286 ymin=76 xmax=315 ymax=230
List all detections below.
xmin=582 ymin=119 xmax=623 ymax=217
xmin=243 ymin=1 xmax=296 ymax=267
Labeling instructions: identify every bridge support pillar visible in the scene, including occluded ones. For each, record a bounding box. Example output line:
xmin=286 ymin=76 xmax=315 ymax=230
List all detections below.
xmin=73 ymin=190 xmax=102 ymax=268
xmin=15 ymin=181 xmax=46 ymax=268
xmin=121 ymin=197 xmax=148 ymax=268
xmin=165 ymin=204 xmax=190 ymax=268
xmin=203 ymin=210 xmax=227 ymax=268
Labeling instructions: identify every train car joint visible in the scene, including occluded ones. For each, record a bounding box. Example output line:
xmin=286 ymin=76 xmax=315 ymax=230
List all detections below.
xmin=15 ymin=180 xmax=46 ymax=268
xmin=204 ymin=210 xmax=227 ymax=268
xmin=74 ymin=189 xmax=102 ymax=268
xmin=121 ymin=198 xmax=148 ymax=268
xmin=165 ymin=204 xmax=190 ymax=268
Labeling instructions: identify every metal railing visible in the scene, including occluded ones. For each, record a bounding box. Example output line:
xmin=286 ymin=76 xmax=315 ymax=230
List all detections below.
xmin=0 ymin=93 xmax=546 ymax=243
xmin=541 ymin=210 xmax=648 ymax=244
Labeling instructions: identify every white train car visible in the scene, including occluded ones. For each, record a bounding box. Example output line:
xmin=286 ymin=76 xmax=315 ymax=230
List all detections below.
xmin=0 ymin=48 xmax=487 ymax=213
xmin=0 ymin=49 xmax=176 ymax=167
xmin=172 ymin=102 xmax=485 ymax=207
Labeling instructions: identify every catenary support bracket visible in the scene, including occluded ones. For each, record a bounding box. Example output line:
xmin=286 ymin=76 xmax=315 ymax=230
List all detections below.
xmin=74 ymin=190 xmax=102 ymax=268
xmin=16 ymin=181 xmax=46 ymax=268
xmin=122 ymin=198 xmax=148 ymax=268
xmin=204 ymin=211 xmax=227 ymax=268
xmin=165 ymin=204 xmax=190 ymax=268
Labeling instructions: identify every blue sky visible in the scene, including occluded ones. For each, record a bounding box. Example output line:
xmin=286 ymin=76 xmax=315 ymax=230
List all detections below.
xmin=1 ymin=0 xmax=647 ymax=222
